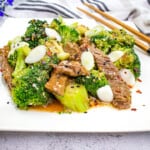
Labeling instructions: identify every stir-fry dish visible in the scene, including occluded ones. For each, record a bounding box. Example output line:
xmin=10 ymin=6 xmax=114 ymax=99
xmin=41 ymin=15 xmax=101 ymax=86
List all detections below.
xmin=0 ymin=17 xmax=141 ymax=112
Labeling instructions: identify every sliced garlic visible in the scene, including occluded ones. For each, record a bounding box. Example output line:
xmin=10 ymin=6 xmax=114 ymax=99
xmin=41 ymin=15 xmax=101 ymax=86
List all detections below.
xmin=119 ymin=69 xmax=135 ymax=86
xmin=81 ymin=51 xmax=95 ymax=71
xmin=97 ymin=85 xmax=113 ymax=102
xmin=108 ymin=50 xmax=124 ymax=62
xmin=45 ymin=28 xmax=61 ymax=41
xmin=25 ymin=45 xmax=46 ymax=64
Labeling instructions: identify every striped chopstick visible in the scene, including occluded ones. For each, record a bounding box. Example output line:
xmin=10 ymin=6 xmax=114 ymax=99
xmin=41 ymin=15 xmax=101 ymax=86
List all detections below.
xmin=77 ymin=4 xmax=150 ymax=54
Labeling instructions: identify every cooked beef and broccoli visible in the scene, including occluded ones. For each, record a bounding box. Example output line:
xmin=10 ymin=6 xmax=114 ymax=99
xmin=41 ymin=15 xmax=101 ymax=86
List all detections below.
xmin=0 ymin=17 xmax=141 ymax=112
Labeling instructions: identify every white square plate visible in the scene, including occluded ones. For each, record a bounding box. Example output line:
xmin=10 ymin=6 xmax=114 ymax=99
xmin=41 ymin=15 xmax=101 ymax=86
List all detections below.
xmin=0 ymin=18 xmax=150 ymax=132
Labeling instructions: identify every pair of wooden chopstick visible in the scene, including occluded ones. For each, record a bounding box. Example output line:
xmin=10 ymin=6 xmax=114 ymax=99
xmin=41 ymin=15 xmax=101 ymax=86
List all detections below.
xmin=77 ymin=3 xmax=150 ymax=54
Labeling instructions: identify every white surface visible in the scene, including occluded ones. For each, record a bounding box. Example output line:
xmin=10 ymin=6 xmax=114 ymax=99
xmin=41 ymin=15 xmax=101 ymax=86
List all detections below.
xmin=0 ymin=18 xmax=150 ymax=132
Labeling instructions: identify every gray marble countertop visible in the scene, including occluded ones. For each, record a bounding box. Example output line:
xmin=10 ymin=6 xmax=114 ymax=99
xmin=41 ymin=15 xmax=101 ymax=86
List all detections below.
xmin=0 ymin=132 xmax=150 ymax=150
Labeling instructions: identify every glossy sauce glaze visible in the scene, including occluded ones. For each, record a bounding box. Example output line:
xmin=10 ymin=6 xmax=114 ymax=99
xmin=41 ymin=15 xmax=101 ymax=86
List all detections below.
xmin=30 ymin=100 xmax=64 ymax=112
xmin=30 ymin=99 xmax=112 ymax=113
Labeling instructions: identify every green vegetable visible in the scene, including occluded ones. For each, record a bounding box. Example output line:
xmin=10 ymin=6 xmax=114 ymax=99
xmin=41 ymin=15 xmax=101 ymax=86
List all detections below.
xmin=34 ymin=54 xmax=60 ymax=71
xmin=10 ymin=46 xmax=31 ymax=77
xmin=91 ymin=29 xmax=135 ymax=54
xmin=91 ymin=34 xmax=113 ymax=54
xmin=50 ymin=18 xmax=80 ymax=44
xmin=5 ymin=18 xmax=141 ymax=113
xmin=11 ymin=55 xmax=59 ymax=109
xmin=7 ymin=37 xmax=29 ymax=68
xmin=11 ymin=66 xmax=50 ymax=109
xmin=114 ymin=49 xmax=141 ymax=79
xmin=70 ymin=22 xmax=89 ymax=36
xmin=90 ymin=28 xmax=140 ymax=78
xmin=22 ymin=19 xmax=48 ymax=48
xmin=89 ymin=27 xmax=140 ymax=78
xmin=50 ymin=17 xmax=63 ymax=31
xmin=45 ymin=40 xmax=70 ymax=60
xmin=12 ymin=47 xmax=26 ymax=77
xmin=111 ymin=29 xmax=135 ymax=48
xmin=8 ymin=50 xmax=17 ymax=67
xmin=75 ymin=70 xmax=108 ymax=97
xmin=58 ymin=25 xmax=80 ymax=44
xmin=55 ymin=83 xmax=89 ymax=112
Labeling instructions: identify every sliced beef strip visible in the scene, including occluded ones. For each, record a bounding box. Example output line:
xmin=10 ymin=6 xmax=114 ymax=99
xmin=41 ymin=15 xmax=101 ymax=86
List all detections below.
xmin=54 ymin=60 xmax=89 ymax=77
xmin=109 ymin=79 xmax=131 ymax=109
xmin=0 ymin=46 xmax=13 ymax=89
xmin=80 ymin=41 xmax=131 ymax=109
xmin=63 ymin=42 xmax=81 ymax=61
xmin=45 ymin=70 xmax=68 ymax=96
xmin=79 ymin=37 xmax=91 ymax=51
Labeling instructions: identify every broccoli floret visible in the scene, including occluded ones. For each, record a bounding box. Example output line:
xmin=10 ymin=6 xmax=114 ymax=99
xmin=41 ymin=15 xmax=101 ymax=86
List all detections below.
xmin=9 ymin=46 xmax=31 ymax=77
xmin=34 ymin=54 xmax=60 ymax=71
xmin=75 ymin=70 xmax=108 ymax=97
xmin=91 ymin=29 xmax=135 ymax=54
xmin=71 ymin=22 xmax=89 ymax=36
xmin=75 ymin=24 xmax=89 ymax=36
xmin=50 ymin=18 xmax=80 ymax=44
xmin=50 ymin=17 xmax=63 ymax=31
xmin=45 ymin=40 xmax=70 ymax=60
xmin=12 ymin=47 xmax=26 ymax=77
xmin=50 ymin=53 xmax=60 ymax=64
xmin=91 ymin=34 xmax=113 ymax=54
xmin=58 ymin=25 xmax=80 ymax=44
xmin=11 ymin=55 xmax=59 ymax=109
xmin=111 ymin=29 xmax=135 ymax=48
xmin=7 ymin=37 xmax=29 ymax=68
xmin=11 ymin=66 xmax=50 ymax=109
xmin=22 ymin=19 xmax=48 ymax=48
xmin=8 ymin=50 xmax=17 ymax=68
xmin=114 ymin=50 xmax=141 ymax=79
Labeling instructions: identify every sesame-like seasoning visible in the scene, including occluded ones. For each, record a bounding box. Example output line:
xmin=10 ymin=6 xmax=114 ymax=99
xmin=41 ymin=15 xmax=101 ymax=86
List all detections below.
xmin=77 ymin=71 xmax=80 ymax=75
xmin=131 ymin=108 xmax=137 ymax=111
xmin=64 ymin=65 xmax=68 ymax=68
xmin=137 ymin=78 xmax=142 ymax=82
xmin=103 ymin=62 xmax=106 ymax=65
xmin=46 ymin=51 xmax=51 ymax=56
xmin=136 ymin=89 xmax=142 ymax=94
xmin=128 ymin=85 xmax=133 ymax=88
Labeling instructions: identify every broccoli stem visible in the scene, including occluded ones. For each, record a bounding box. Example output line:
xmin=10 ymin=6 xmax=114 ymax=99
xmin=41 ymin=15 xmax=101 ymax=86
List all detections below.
xmin=12 ymin=48 xmax=26 ymax=77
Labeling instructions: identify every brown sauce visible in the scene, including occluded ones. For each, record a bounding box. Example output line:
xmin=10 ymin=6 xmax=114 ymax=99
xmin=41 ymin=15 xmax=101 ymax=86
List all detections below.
xmin=30 ymin=100 xmax=64 ymax=112
xmin=30 ymin=99 xmax=113 ymax=113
